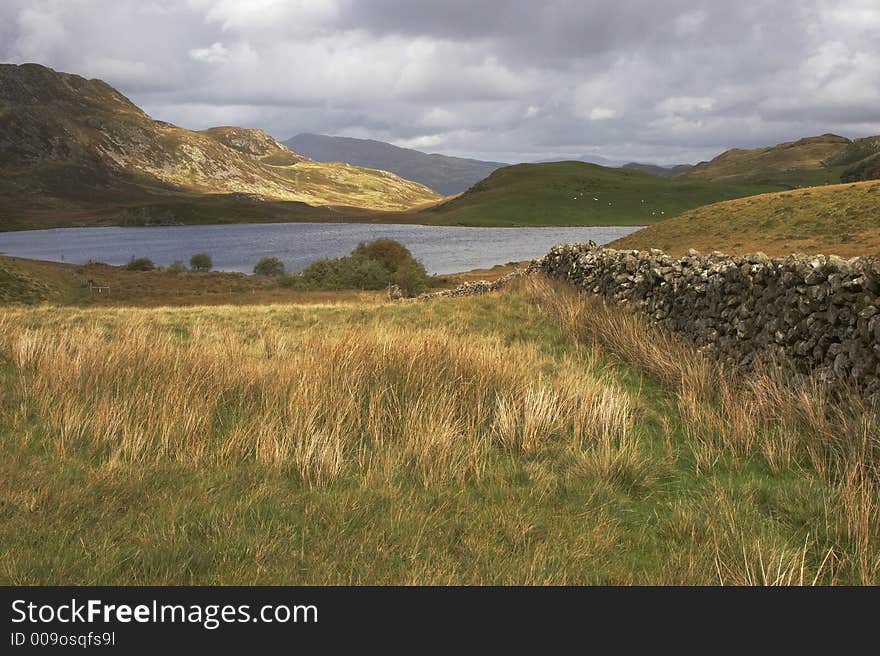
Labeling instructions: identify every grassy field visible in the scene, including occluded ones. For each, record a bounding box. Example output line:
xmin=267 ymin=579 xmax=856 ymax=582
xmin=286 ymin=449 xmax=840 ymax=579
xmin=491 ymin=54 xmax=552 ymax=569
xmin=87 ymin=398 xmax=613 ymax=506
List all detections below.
xmin=420 ymin=161 xmax=775 ymax=227
xmin=0 ymin=255 xmax=389 ymax=307
xmin=1 ymin=276 xmax=877 ymax=584
xmin=611 ymin=180 xmax=880 ymax=257
xmin=0 ymin=254 xmax=516 ymax=307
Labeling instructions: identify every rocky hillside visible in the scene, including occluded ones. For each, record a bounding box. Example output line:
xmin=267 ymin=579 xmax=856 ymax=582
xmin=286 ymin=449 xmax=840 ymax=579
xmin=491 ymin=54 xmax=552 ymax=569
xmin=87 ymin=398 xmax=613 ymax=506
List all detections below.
xmin=0 ymin=64 xmax=440 ymax=230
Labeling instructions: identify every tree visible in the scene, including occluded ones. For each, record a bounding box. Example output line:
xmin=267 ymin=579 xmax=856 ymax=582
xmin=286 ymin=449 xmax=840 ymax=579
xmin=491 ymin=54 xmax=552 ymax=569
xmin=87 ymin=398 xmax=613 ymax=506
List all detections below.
xmin=253 ymin=256 xmax=286 ymax=276
xmin=190 ymin=253 xmax=213 ymax=272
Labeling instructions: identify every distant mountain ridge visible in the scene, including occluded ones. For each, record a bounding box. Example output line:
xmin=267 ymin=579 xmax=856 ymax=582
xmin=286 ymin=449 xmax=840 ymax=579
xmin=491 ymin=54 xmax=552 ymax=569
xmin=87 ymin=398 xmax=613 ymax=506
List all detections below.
xmin=285 ymin=133 xmax=506 ymax=195
xmin=0 ymin=64 xmax=440 ymax=230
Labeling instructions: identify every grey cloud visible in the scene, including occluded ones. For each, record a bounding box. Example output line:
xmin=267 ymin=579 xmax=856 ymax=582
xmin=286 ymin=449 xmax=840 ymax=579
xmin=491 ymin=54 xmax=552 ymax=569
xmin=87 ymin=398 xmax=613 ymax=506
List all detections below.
xmin=1 ymin=0 xmax=878 ymax=164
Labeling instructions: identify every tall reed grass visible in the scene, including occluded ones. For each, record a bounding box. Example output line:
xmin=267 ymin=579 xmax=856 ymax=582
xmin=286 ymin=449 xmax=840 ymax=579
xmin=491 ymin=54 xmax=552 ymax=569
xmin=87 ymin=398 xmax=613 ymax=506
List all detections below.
xmin=1 ymin=312 xmax=635 ymax=488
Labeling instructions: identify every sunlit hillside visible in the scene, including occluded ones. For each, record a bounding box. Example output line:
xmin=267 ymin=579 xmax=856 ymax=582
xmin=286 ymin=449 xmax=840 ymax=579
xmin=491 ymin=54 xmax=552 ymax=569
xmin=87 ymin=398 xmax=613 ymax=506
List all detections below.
xmin=612 ymin=180 xmax=880 ymax=256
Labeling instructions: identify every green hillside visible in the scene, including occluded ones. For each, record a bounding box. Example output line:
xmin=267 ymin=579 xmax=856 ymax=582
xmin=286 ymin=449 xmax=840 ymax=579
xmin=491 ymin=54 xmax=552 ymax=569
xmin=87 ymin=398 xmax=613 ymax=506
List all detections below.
xmin=611 ymin=179 xmax=880 ymax=257
xmin=420 ymin=161 xmax=774 ymax=227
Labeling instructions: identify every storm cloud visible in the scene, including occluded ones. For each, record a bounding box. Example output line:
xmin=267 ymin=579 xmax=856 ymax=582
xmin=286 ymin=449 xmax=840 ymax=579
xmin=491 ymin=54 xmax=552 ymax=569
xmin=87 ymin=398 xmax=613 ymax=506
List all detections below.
xmin=2 ymin=0 xmax=879 ymax=164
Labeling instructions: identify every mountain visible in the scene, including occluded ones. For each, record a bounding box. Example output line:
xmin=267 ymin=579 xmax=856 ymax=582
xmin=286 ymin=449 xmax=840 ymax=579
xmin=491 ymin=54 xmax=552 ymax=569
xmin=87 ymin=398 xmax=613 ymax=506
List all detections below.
xmin=419 ymin=161 xmax=773 ymax=227
xmin=284 ymin=133 xmax=505 ymax=195
xmin=0 ymin=64 xmax=440 ymax=230
xmin=622 ymin=162 xmax=694 ymax=177
xmin=610 ymin=179 xmax=880 ymax=257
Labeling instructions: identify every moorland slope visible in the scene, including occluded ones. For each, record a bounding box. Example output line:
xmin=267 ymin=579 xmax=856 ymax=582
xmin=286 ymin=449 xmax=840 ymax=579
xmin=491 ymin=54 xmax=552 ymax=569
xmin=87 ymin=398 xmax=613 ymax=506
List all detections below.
xmin=0 ymin=64 xmax=440 ymax=230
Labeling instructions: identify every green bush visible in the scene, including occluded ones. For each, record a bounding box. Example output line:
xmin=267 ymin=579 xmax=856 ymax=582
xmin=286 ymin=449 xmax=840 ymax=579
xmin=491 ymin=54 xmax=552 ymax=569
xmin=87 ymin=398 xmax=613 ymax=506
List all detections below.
xmin=167 ymin=260 xmax=186 ymax=274
xmin=277 ymin=273 xmax=308 ymax=289
xmin=126 ymin=257 xmax=155 ymax=271
xmin=253 ymin=256 xmax=286 ymax=277
xmin=392 ymin=258 xmax=430 ymax=296
xmin=352 ymin=239 xmax=413 ymax=275
xmin=189 ymin=253 xmax=213 ymax=272
xmin=300 ymin=255 xmax=391 ymax=290
xmin=280 ymin=240 xmax=431 ymax=296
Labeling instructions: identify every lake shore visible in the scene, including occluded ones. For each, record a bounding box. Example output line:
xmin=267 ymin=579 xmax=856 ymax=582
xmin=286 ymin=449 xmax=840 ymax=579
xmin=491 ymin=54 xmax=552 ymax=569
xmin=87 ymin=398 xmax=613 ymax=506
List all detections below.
xmin=0 ymin=222 xmax=640 ymax=276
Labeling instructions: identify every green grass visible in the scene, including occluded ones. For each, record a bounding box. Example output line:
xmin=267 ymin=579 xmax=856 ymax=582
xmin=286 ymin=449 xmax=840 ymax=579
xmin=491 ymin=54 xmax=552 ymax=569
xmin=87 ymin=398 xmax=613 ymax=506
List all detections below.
xmin=420 ymin=161 xmax=776 ymax=227
xmin=1 ymin=281 xmax=875 ymax=584
xmin=722 ymin=165 xmax=848 ymax=189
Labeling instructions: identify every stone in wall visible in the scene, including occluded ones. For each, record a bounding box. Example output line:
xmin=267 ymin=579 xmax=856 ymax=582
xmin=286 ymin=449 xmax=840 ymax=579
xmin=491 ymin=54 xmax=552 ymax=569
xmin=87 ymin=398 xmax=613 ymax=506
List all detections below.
xmin=537 ymin=242 xmax=880 ymax=396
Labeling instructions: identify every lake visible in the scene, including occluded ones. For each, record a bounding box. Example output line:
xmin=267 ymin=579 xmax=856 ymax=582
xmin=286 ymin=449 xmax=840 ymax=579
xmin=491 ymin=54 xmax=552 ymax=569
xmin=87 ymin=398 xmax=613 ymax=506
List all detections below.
xmin=0 ymin=223 xmax=641 ymax=275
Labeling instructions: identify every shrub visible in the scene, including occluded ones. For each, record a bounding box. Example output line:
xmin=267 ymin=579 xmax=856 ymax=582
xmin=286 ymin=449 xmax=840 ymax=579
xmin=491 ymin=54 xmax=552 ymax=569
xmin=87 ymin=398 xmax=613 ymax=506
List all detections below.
xmin=278 ymin=273 xmax=308 ymax=289
xmin=299 ymin=255 xmax=390 ymax=290
xmin=253 ymin=256 xmax=286 ymax=277
xmin=189 ymin=253 xmax=213 ymax=272
xmin=126 ymin=257 xmax=155 ymax=271
xmin=392 ymin=258 xmax=430 ymax=296
xmin=284 ymin=239 xmax=431 ymax=296
xmin=167 ymin=260 xmax=186 ymax=274
xmin=352 ymin=239 xmax=414 ymax=274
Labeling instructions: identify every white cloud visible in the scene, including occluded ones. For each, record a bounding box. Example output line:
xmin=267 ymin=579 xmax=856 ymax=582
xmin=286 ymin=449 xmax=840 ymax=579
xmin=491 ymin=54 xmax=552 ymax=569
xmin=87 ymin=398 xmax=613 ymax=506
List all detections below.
xmin=392 ymin=134 xmax=445 ymax=150
xmin=189 ymin=0 xmax=339 ymax=34
xmin=657 ymin=96 xmax=716 ymax=114
xmin=189 ymin=42 xmax=230 ymax=64
xmin=588 ymin=107 xmax=617 ymax=121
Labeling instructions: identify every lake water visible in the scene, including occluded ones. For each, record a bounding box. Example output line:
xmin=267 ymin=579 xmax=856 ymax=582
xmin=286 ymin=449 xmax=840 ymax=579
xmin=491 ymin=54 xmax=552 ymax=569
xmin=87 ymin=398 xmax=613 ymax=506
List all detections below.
xmin=0 ymin=223 xmax=641 ymax=275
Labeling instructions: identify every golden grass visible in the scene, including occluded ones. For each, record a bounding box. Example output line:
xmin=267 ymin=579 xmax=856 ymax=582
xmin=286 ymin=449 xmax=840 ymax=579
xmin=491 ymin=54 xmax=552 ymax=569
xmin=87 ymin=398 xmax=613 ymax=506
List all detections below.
xmin=0 ymin=308 xmax=634 ymax=489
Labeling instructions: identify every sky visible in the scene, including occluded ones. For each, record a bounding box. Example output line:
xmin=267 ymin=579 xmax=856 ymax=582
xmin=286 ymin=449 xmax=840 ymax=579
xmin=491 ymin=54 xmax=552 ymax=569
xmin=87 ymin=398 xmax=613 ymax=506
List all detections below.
xmin=2 ymin=0 xmax=879 ymax=165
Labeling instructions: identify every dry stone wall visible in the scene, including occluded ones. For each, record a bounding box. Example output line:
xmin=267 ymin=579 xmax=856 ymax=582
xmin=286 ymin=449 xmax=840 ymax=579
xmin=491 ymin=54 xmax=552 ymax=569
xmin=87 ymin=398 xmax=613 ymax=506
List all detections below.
xmin=538 ymin=242 xmax=880 ymax=395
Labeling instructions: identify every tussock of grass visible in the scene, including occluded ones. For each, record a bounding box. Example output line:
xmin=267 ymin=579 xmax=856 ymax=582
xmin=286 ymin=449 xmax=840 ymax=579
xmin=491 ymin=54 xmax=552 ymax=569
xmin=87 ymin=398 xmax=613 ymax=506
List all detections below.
xmin=2 ymin=312 xmax=634 ymax=488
